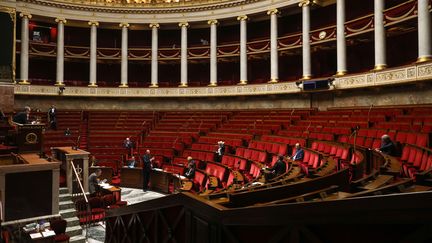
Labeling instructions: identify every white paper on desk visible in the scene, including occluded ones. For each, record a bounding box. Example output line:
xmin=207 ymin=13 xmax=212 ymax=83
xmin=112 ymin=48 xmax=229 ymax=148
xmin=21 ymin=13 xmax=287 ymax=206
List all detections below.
xmin=153 ymin=168 xmax=163 ymax=171
xmin=177 ymin=175 xmax=186 ymax=180
xmin=30 ymin=233 xmax=43 ymax=239
xmin=102 ymin=185 xmax=113 ymax=189
xmin=42 ymin=230 xmax=56 ymax=237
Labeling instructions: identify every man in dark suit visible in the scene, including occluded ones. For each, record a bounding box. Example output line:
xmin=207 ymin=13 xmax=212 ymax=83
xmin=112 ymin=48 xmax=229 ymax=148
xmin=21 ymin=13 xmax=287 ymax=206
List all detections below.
xmin=142 ymin=150 xmax=154 ymax=191
xmin=215 ymin=141 xmax=225 ymax=162
xmin=376 ymin=134 xmax=396 ymax=156
xmin=290 ymin=143 xmax=304 ymax=162
xmin=88 ymin=169 xmax=102 ymax=195
xmin=123 ymin=137 xmax=134 ymax=156
xmin=13 ymin=106 xmax=31 ymax=124
xmin=264 ymin=155 xmax=287 ymax=181
xmin=184 ymin=156 xmax=196 ymax=179
xmin=48 ymin=105 xmax=57 ymax=130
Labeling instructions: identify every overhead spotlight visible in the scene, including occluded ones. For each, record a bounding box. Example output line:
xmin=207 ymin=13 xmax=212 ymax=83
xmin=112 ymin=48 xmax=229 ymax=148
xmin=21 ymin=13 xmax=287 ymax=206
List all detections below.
xmin=58 ymin=86 xmax=65 ymax=95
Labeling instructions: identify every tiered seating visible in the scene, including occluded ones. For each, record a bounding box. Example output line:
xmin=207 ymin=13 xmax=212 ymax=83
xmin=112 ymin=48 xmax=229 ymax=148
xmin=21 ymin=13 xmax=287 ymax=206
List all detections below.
xmin=182 ymin=149 xmax=215 ymax=162
xmin=400 ymin=144 xmax=432 ymax=179
xmin=260 ymin=135 xmax=306 ymax=147
xmin=235 ymin=147 xmax=267 ymax=163
xmin=248 ymin=140 xmax=287 ymax=155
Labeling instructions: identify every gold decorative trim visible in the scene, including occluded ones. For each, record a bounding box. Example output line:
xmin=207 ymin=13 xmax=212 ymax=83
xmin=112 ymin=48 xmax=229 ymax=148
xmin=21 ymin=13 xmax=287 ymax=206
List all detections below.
xmin=237 ymin=15 xmax=249 ymax=21
xmin=55 ymin=81 xmax=65 ymax=86
xmin=207 ymin=19 xmax=219 ymax=25
xmin=149 ymin=83 xmax=159 ymax=88
xmin=119 ymin=83 xmax=128 ymax=88
xmin=19 ymin=12 xmax=32 ymax=19
xmin=88 ymin=83 xmax=98 ymax=87
xmin=178 ymin=83 xmax=188 ymax=87
xmin=88 ymin=21 xmax=99 ymax=27
xmin=416 ymin=56 xmax=432 ymax=63
xmin=119 ymin=22 xmax=130 ymax=28
xmin=55 ymin=17 xmax=67 ymax=24
xmin=238 ymin=80 xmax=248 ymax=85
xmin=301 ymin=75 xmax=312 ymax=80
xmin=208 ymin=82 xmax=217 ymax=87
xmin=19 ymin=80 xmax=31 ymax=85
xmin=268 ymin=79 xmax=278 ymax=83
xmin=267 ymin=9 xmax=280 ymax=15
xmin=149 ymin=23 xmax=160 ymax=29
xmin=335 ymin=71 xmax=347 ymax=77
xmin=373 ymin=64 xmax=387 ymax=71
xmin=179 ymin=22 xmax=189 ymax=28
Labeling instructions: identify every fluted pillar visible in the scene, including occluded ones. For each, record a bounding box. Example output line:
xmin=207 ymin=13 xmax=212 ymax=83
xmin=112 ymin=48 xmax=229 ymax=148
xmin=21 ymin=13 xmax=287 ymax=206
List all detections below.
xmin=55 ymin=18 xmax=66 ymax=86
xmin=237 ymin=15 xmax=248 ymax=85
xmin=88 ymin=21 xmax=98 ymax=87
xmin=149 ymin=23 xmax=159 ymax=88
xmin=336 ymin=0 xmax=347 ymax=76
xmin=208 ymin=19 xmax=218 ymax=86
xmin=119 ymin=23 xmax=129 ymax=87
xmin=268 ymin=9 xmax=279 ymax=83
xmin=179 ymin=22 xmax=189 ymax=87
xmin=300 ymin=1 xmax=312 ymax=80
xmin=417 ymin=0 xmax=432 ymax=62
xmin=374 ymin=0 xmax=386 ymax=70
xmin=19 ymin=13 xmax=32 ymax=85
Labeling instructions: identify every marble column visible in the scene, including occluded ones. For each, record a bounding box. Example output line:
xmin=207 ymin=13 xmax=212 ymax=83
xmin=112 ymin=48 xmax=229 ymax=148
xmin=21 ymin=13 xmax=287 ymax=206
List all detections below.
xmin=417 ymin=0 xmax=432 ymax=62
xmin=149 ymin=23 xmax=159 ymax=87
xmin=55 ymin=18 xmax=66 ymax=86
xmin=88 ymin=21 xmax=98 ymax=87
xmin=208 ymin=19 xmax=218 ymax=86
xmin=237 ymin=15 xmax=248 ymax=85
xmin=374 ymin=0 xmax=386 ymax=70
xmin=179 ymin=22 xmax=189 ymax=87
xmin=299 ymin=1 xmax=312 ymax=79
xmin=336 ymin=0 xmax=347 ymax=76
xmin=19 ymin=13 xmax=32 ymax=85
xmin=119 ymin=23 xmax=129 ymax=87
xmin=268 ymin=9 xmax=280 ymax=83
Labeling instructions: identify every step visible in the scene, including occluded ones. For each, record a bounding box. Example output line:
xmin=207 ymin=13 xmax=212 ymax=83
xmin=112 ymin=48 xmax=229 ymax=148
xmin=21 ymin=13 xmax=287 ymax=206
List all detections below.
xmin=359 ymin=175 xmax=394 ymax=190
xmin=60 ymin=187 xmax=69 ymax=194
xmin=65 ymin=216 xmax=81 ymax=227
xmin=66 ymin=225 xmax=83 ymax=238
xmin=59 ymin=193 xmax=72 ymax=202
xmin=69 ymin=235 xmax=86 ymax=243
xmin=59 ymin=200 xmax=75 ymax=210
xmin=60 ymin=208 xmax=77 ymax=218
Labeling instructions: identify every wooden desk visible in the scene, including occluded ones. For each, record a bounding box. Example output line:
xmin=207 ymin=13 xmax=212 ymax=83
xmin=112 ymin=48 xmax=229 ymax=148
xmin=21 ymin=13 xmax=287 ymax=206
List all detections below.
xmin=120 ymin=167 xmax=181 ymax=193
xmin=51 ymin=147 xmax=90 ymax=193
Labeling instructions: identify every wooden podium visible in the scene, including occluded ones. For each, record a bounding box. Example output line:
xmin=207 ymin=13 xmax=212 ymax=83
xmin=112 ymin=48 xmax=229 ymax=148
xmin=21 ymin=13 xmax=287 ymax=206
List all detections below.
xmin=51 ymin=147 xmax=90 ymax=194
xmin=15 ymin=124 xmax=45 ymax=153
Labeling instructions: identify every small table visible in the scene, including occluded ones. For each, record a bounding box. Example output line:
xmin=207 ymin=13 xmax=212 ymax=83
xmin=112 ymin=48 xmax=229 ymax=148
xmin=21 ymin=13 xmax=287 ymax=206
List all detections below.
xmin=25 ymin=228 xmax=56 ymax=243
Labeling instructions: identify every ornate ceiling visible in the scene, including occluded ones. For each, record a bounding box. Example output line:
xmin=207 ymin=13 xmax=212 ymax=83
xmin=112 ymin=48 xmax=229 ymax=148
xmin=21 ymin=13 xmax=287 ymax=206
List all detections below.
xmin=49 ymin=0 xmax=236 ymax=8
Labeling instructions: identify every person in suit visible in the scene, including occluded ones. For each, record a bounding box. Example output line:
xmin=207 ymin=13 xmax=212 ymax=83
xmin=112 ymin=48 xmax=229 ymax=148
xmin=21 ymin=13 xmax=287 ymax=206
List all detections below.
xmin=127 ymin=156 xmax=136 ymax=168
xmin=88 ymin=169 xmax=102 ymax=195
xmin=123 ymin=137 xmax=134 ymax=156
xmin=215 ymin=141 xmax=225 ymax=162
xmin=184 ymin=156 xmax=196 ymax=179
xmin=289 ymin=143 xmax=304 ymax=162
xmin=264 ymin=155 xmax=287 ymax=181
xmin=142 ymin=150 xmax=154 ymax=191
xmin=48 ymin=105 xmax=57 ymax=130
xmin=376 ymin=134 xmax=396 ymax=156
xmin=12 ymin=106 xmax=31 ymax=124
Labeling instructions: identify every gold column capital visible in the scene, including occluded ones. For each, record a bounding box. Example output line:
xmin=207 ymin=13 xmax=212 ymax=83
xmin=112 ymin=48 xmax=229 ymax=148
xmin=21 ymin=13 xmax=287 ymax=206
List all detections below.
xmin=88 ymin=21 xmax=99 ymax=27
xmin=119 ymin=22 xmax=130 ymax=28
xmin=55 ymin=18 xmax=67 ymax=24
xmin=207 ymin=19 xmax=219 ymax=25
xmin=267 ymin=9 xmax=280 ymax=15
xmin=179 ymin=22 xmax=189 ymax=28
xmin=298 ymin=0 xmax=311 ymax=7
xmin=19 ymin=12 xmax=32 ymax=19
xmin=149 ymin=23 xmax=160 ymax=28
xmin=237 ymin=15 xmax=249 ymax=21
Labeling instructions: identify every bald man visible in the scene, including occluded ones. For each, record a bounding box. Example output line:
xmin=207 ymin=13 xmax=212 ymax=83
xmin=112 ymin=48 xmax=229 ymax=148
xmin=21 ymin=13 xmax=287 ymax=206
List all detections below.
xmin=142 ymin=150 xmax=154 ymax=191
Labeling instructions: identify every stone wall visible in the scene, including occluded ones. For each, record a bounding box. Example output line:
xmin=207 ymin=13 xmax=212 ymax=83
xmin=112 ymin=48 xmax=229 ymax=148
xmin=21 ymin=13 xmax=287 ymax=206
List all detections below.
xmin=14 ymin=83 xmax=432 ymax=111
xmin=0 ymin=84 xmax=14 ymax=112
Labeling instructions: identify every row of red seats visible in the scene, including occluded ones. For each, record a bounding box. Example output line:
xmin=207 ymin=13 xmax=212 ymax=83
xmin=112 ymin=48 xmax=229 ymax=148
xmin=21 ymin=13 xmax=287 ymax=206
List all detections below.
xmin=198 ymin=136 xmax=243 ymax=148
xmin=191 ymin=143 xmax=218 ymax=152
xmin=311 ymin=141 xmax=350 ymax=165
xmin=261 ymin=135 xmax=306 ymax=147
xmin=220 ymin=155 xmax=248 ymax=171
xmin=207 ymin=132 xmax=253 ymax=142
xmin=298 ymin=149 xmax=323 ymax=175
xmin=235 ymin=147 xmax=267 ymax=163
xmin=182 ymin=149 xmax=215 ymax=162
xmin=141 ymin=141 xmax=184 ymax=152
xmin=248 ymin=140 xmax=287 ymax=156
xmin=309 ymin=132 xmax=334 ymax=141
xmin=400 ymin=144 xmax=432 ymax=178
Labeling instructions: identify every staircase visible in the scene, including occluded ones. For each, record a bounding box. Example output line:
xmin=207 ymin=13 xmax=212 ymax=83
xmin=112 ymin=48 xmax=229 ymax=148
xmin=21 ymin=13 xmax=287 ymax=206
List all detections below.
xmin=59 ymin=187 xmax=86 ymax=243
xmin=79 ymin=120 xmax=88 ymax=150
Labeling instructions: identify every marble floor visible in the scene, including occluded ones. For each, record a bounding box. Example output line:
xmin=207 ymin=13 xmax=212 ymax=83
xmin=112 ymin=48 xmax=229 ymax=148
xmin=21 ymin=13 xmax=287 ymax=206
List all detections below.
xmin=85 ymin=187 xmax=166 ymax=243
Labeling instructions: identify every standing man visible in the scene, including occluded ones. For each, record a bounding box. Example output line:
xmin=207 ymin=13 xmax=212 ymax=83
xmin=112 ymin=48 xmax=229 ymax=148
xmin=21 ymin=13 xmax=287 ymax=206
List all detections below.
xmin=184 ymin=156 xmax=196 ymax=179
xmin=142 ymin=150 xmax=154 ymax=192
xmin=215 ymin=141 xmax=226 ymax=162
xmin=48 ymin=105 xmax=57 ymax=130
xmin=123 ymin=137 xmax=134 ymax=156
xmin=88 ymin=168 xmax=102 ymax=195
xmin=13 ymin=106 xmax=31 ymax=124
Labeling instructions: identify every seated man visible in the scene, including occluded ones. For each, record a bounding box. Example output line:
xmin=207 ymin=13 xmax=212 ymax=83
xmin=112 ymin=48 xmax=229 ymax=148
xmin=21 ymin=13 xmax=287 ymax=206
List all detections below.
xmin=184 ymin=156 xmax=196 ymax=179
xmin=376 ymin=134 xmax=396 ymax=156
xmin=88 ymin=169 xmax=102 ymax=195
xmin=264 ymin=155 xmax=287 ymax=181
xmin=127 ymin=156 xmax=137 ymax=168
xmin=289 ymin=143 xmax=304 ymax=162
xmin=12 ymin=106 xmax=31 ymax=124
